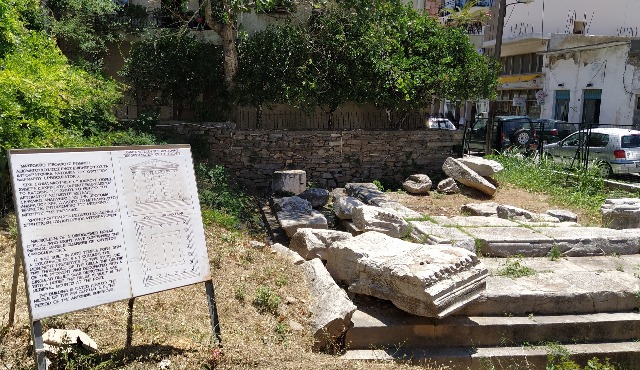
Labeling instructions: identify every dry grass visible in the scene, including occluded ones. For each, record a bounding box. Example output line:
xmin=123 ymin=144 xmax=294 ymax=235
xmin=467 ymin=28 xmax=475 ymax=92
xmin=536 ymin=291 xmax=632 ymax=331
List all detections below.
xmin=0 ymin=219 xmax=441 ymax=370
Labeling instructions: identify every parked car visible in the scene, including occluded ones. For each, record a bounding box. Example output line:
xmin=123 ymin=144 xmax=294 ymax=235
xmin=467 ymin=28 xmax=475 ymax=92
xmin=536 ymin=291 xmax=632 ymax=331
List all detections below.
xmin=465 ymin=116 xmax=536 ymax=153
xmin=543 ymin=127 xmax=640 ymax=177
xmin=532 ymin=119 xmax=577 ymax=145
xmin=426 ymin=117 xmax=457 ymax=130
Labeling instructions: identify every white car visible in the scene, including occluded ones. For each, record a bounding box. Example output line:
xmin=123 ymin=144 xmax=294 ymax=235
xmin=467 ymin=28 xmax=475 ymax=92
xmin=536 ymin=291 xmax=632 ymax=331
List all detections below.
xmin=543 ymin=127 xmax=640 ymax=177
xmin=426 ymin=118 xmax=456 ymax=130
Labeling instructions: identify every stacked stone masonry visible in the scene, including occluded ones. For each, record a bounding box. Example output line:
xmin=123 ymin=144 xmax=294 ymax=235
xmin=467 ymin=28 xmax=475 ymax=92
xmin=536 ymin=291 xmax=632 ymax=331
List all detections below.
xmin=155 ymin=123 xmax=463 ymax=189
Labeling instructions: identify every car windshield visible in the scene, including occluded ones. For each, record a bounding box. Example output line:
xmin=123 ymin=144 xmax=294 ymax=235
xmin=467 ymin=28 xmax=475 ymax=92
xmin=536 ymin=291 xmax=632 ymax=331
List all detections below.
xmin=622 ymin=134 xmax=640 ymax=148
xmin=502 ymin=119 xmax=530 ymax=133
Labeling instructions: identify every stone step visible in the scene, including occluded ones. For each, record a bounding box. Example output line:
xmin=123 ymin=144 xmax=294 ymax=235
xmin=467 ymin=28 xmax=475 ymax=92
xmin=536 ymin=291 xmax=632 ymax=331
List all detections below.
xmin=343 ymin=342 xmax=640 ymax=369
xmin=460 ymin=255 xmax=640 ymax=316
xmin=410 ymin=219 xmax=640 ymax=257
xmin=346 ymin=309 xmax=640 ymax=349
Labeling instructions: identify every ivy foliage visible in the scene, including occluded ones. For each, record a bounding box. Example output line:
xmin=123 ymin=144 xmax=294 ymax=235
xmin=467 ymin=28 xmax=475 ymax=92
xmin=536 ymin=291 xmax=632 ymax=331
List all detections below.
xmin=121 ymin=30 xmax=228 ymax=120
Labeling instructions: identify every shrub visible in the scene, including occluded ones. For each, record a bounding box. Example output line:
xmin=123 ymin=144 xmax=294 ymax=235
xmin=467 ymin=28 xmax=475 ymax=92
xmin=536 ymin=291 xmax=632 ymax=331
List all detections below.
xmin=195 ymin=163 xmax=258 ymax=229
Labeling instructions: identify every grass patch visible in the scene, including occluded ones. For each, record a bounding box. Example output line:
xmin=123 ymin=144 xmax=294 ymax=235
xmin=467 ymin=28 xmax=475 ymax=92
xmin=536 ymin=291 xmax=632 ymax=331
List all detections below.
xmin=497 ymin=255 xmax=536 ymax=278
xmin=487 ymin=152 xmax=636 ymax=224
xmin=548 ymin=245 xmax=562 ymax=261
xmin=253 ymin=285 xmax=282 ymax=314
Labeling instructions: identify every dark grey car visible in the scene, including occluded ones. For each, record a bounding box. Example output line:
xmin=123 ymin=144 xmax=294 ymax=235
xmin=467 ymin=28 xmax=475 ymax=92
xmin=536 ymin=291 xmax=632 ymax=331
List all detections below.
xmin=465 ymin=116 xmax=536 ymax=153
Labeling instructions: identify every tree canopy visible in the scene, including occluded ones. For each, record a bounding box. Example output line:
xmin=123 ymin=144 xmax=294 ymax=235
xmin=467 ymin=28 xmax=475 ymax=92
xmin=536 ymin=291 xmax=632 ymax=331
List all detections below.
xmin=234 ymin=0 xmax=498 ymax=114
xmin=0 ymin=0 xmax=154 ymax=152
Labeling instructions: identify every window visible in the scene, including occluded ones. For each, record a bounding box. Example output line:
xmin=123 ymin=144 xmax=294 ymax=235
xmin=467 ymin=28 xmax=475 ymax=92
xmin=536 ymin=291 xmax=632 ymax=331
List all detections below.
xmin=582 ymin=89 xmax=602 ymax=127
xmin=522 ymin=53 xmax=532 ymax=74
xmin=636 ymin=95 xmax=640 ymax=110
xmin=564 ymin=132 xmax=582 ymax=147
xmin=554 ymin=90 xmax=569 ymax=121
xmin=587 ymin=133 xmax=608 ymax=147
xmin=622 ymin=135 xmax=640 ymax=148
xmin=513 ymin=55 xmax=522 ymax=75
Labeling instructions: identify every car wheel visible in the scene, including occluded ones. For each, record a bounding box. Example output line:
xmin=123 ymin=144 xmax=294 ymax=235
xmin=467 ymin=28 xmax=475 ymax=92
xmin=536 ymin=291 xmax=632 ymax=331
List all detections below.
xmin=513 ymin=129 xmax=532 ymax=146
xmin=597 ymin=162 xmax=613 ymax=178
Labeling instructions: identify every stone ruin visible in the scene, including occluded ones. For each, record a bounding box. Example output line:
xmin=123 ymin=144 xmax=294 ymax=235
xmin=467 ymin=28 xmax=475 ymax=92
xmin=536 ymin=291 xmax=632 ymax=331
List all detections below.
xmin=267 ymin=166 xmax=640 ymax=353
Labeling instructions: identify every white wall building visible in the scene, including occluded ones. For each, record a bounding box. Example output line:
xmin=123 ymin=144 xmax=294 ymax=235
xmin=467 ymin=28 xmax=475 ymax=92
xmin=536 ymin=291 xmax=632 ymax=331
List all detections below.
xmin=484 ymin=0 xmax=640 ymax=125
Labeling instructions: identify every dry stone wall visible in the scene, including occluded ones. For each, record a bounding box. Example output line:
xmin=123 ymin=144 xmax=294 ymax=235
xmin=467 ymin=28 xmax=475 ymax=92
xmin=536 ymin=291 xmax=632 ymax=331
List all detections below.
xmin=155 ymin=122 xmax=463 ymax=190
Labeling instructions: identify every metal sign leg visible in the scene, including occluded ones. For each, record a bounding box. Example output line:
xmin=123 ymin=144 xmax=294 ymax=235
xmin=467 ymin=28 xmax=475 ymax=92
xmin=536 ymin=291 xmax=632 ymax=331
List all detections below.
xmin=8 ymin=245 xmax=21 ymax=327
xmin=204 ymin=280 xmax=222 ymax=345
xmin=32 ymin=320 xmax=47 ymax=369
xmin=126 ymin=298 xmax=135 ymax=348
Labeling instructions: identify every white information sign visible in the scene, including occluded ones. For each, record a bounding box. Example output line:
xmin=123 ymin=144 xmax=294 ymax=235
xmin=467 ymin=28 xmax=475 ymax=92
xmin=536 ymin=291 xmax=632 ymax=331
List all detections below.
xmin=9 ymin=145 xmax=211 ymax=320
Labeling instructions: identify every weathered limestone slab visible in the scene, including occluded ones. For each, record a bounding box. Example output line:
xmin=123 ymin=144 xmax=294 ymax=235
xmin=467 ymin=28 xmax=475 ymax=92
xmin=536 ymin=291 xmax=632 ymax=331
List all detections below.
xmin=300 ymin=258 xmax=356 ymax=352
xmin=601 ymin=198 xmax=640 ymax=229
xmin=345 ymin=182 xmax=387 ymax=206
xmin=344 ymin=182 xmax=422 ymax=218
xmin=459 ymin=255 xmax=640 ymax=316
xmin=375 ymin=201 xmax=423 ymax=219
xmin=333 ymin=194 xmax=365 ymax=220
xmin=519 ymin=221 xmax=581 ymax=228
xmin=458 ymin=156 xmax=504 ymax=177
xmin=437 ymin=216 xmax=520 ymax=228
xmin=402 ymin=174 xmax=432 ymax=194
xmin=534 ymin=227 xmax=640 ymax=256
xmin=442 ymin=157 xmax=496 ymax=196
xmin=464 ymin=227 xmax=554 ymax=257
xmin=329 ymin=187 xmax=346 ymax=200
xmin=545 ymin=209 xmax=578 ymax=223
xmin=270 ymin=243 xmax=305 ymax=265
xmin=43 ymin=329 xmax=98 ymax=352
xmin=497 ymin=204 xmax=560 ymax=223
xmin=338 ymin=220 xmax=364 ymax=236
xmin=298 ymin=188 xmax=330 ymax=208
xmin=352 ymin=205 xmax=410 ymax=238
xmin=324 ymin=232 xmax=488 ymax=318
xmin=410 ymin=221 xmax=476 ymax=252
xmin=437 ymin=178 xmax=459 ymax=194
xmin=277 ymin=210 xmax=328 ymax=238
xmin=289 ymin=228 xmax=353 ymax=260
xmin=462 ymin=202 xmax=499 ymax=217
xmin=272 ymin=196 xmax=312 ymax=213
xmin=272 ymin=170 xmax=306 ymax=195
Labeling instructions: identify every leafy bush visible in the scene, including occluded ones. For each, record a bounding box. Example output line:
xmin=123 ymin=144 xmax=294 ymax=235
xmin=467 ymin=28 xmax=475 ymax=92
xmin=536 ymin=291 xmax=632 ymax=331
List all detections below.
xmin=195 ymin=163 xmax=257 ymax=229
xmin=0 ymin=4 xmax=159 ymax=216
xmin=121 ymin=30 xmax=228 ymax=121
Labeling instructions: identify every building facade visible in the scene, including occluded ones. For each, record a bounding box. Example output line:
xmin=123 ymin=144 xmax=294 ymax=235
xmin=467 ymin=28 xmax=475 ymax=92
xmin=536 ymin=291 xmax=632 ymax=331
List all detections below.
xmin=483 ymin=0 xmax=640 ymax=125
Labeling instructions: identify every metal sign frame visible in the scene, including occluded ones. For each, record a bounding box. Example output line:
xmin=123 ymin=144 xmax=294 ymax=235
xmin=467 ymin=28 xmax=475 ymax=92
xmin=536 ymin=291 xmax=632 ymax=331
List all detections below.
xmin=5 ymin=145 xmax=221 ymax=369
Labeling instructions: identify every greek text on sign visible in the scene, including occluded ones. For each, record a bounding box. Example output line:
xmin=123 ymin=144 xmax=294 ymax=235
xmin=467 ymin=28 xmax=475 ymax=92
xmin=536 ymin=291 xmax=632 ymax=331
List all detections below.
xmin=9 ymin=145 xmax=211 ymax=320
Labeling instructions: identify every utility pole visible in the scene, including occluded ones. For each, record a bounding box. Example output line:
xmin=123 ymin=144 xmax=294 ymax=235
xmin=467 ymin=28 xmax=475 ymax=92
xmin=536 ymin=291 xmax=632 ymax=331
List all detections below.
xmin=485 ymin=0 xmax=507 ymax=154
xmin=485 ymin=0 xmax=533 ymax=154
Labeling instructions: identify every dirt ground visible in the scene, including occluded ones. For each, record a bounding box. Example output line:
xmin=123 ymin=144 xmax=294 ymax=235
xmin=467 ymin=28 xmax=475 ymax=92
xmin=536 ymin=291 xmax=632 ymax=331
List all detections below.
xmin=386 ymin=182 xmax=596 ymax=225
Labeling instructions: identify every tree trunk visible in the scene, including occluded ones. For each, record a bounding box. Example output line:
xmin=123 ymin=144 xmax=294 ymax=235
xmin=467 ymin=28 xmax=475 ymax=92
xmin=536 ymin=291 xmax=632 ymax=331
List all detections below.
xmin=204 ymin=0 xmax=239 ymax=122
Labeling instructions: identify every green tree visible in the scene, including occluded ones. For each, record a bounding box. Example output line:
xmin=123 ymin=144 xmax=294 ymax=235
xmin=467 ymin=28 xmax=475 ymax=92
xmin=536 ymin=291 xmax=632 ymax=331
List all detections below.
xmin=236 ymin=24 xmax=312 ymax=125
xmin=202 ymin=0 xmax=302 ymax=120
xmin=121 ymin=30 xmax=227 ymax=120
xmin=45 ymin=0 xmax=122 ymax=70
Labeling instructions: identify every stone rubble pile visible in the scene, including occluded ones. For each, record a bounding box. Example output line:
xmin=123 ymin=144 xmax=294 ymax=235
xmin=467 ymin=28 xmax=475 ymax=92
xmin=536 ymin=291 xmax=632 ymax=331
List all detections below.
xmin=266 ymin=167 xmax=640 ymax=352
